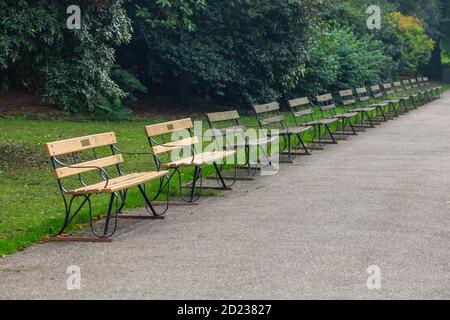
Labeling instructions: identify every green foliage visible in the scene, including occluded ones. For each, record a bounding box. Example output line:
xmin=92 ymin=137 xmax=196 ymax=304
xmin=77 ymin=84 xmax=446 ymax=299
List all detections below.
xmin=133 ymin=0 xmax=206 ymax=31
xmin=293 ymin=28 xmax=393 ymax=97
xmin=111 ymin=65 xmax=148 ymax=101
xmin=125 ymin=0 xmax=319 ymax=107
xmin=383 ymin=12 xmax=435 ymax=75
xmin=0 ymin=0 xmax=132 ymax=117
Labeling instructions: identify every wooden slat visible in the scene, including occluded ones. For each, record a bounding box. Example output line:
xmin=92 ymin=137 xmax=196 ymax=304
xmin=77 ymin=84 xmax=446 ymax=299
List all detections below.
xmin=356 ymin=87 xmax=367 ymax=94
xmin=410 ymin=78 xmax=417 ymax=83
xmin=207 ymin=110 xmax=240 ymax=123
xmin=339 ymin=89 xmax=353 ymax=97
xmin=316 ymin=94 xmax=332 ymax=102
xmin=104 ymin=172 xmax=168 ymax=193
xmin=54 ymin=155 xmax=124 ymax=179
xmin=320 ymin=103 xmax=336 ymax=111
xmin=293 ymin=109 xmax=313 ymax=117
xmin=68 ymin=171 xmax=168 ymax=195
xmin=44 ymin=132 xmax=117 ymax=157
xmin=152 ymin=137 xmax=199 ymax=155
xmin=208 ymin=126 xmax=245 ymax=138
xmin=162 ymin=151 xmax=235 ymax=168
xmin=288 ymin=97 xmax=310 ymax=108
xmin=383 ymin=83 xmax=392 ymax=89
xmin=343 ymin=99 xmax=356 ymax=105
xmin=370 ymin=85 xmax=380 ymax=91
xmin=145 ymin=118 xmax=193 ymax=137
xmin=393 ymin=81 xmax=402 ymax=87
xmin=260 ymin=115 xmax=284 ymax=126
xmin=253 ymin=102 xmax=279 ymax=114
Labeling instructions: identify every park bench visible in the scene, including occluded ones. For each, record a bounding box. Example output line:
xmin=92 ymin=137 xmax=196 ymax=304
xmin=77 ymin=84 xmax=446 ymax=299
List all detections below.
xmin=206 ymin=110 xmax=278 ymax=177
xmin=339 ymin=89 xmax=376 ymax=129
xmin=44 ymin=132 xmax=170 ymax=240
xmin=422 ymin=76 xmax=442 ymax=99
xmin=287 ymin=97 xmax=339 ymax=149
xmin=402 ymin=79 xmax=425 ymax=106
xmin=315 ymin=93 xmax=358 ymax=139
xmin=368 ymin=85 xmax=391 ymax=121
xmin=410 ymin=78 xmax=431 ymax=103
xmin=380 ymin=83 xmax=402 ymax=117
xmin=393 ymin=81 xmax=416 ymax=110
xmin=253 ymin=102 xmax=313 ymax=162
xmin=355 ymin=87 xmax=382 ymax=125
xmin=417 ymin=77 xmax=437 ymax=100
xmin=145 ymin=118 xmax=235 ymax=202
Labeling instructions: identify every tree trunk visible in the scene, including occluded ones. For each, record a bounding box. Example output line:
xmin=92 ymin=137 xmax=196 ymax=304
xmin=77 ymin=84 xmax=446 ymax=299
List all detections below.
xmin=430 ymin=39 xmax=442 ymax=80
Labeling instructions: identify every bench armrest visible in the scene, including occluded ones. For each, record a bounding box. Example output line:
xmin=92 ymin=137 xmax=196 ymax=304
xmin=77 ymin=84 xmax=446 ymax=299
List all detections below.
xmin=52 ymin=158 xmax=110 ymax=189
xmin=112 ymin=145 xmax=163 ymax=170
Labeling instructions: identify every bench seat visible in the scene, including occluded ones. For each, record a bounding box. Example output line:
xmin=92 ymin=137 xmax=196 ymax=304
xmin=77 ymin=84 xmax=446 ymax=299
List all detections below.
xmin=279 ymin=126 xmax=313 ymax=135
xmin=304 ymin=118 xmax=339 ymax=126
xmin=333 ymin=112 xmax=358 ymax=119
xmin=68 ymin=171 xmax=169 ymax=195
xmin=162 ymin=151 xmax=235 ymax=168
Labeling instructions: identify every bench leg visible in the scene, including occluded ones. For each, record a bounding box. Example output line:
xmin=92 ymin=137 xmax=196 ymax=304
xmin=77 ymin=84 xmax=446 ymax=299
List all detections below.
xmin=137 ymin=183 xmax=168 ymax=217
xmin=213 ymin=162 xmax=234 ymax=190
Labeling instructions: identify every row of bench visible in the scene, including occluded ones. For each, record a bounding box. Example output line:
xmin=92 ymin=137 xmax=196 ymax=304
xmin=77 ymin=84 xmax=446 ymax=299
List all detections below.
xmin=43 ymin=77 xmax=441 ymax=240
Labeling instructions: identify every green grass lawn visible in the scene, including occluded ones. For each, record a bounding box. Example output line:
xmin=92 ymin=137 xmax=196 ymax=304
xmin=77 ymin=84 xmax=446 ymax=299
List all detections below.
xmin=0 ymin=85 xmax=448 ymax=256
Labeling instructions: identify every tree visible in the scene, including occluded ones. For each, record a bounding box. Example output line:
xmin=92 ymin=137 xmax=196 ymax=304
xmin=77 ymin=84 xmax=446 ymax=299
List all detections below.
xmin=0 ymin=0 xmax=132 ymax=118
xmin=123 ymin=0 xmax=320 ymax=107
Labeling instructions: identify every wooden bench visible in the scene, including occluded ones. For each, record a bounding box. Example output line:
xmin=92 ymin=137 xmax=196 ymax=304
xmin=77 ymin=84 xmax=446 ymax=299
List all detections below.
xmin=368 ymin=85 xmax=391 ymax=121
xmin=288 ymin=97 xmax=339 ymax=149
xmin=206 ymin=110 xmax=278 ymax=177
xmin=315 ymin=93 xmax=358 ymax=140
xmin=145 ymin=118 xmax=235 ymax=202
xmin=417 ymin=77 xmax=437 ymax=100
xmin=354 ymin=86 xmax=383 ymax=125
xmin=44 ymin=132 xmax=169 ymax=240
xmin=253 ymin=102 xmax=313 ymax=162
xmin=393 ymin=81 xmax=416 ymax=110
xmin=340 ymin=89 xmax=376 ymax=129
xmin=422 ymin=76 xmax=441 ymax=99
xmin=380 ymin=83 xmax=402 ymax=117
xmin=410 ymin=78 xmax=431 ymax=103
xmin=401 ymin=79 xmax=424 ymax=106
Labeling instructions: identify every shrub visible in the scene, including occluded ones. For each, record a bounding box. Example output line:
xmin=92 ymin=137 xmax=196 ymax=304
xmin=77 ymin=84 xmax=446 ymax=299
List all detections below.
xmin=126 ymin=0 xmax=319 ymax=107
xmin=383 ymin=12 xmax=435 ymax=75
xmin=293 ymin=28 xmax=393 ymax=97
xmin=0 ymin=0 xmax=132 ymax=118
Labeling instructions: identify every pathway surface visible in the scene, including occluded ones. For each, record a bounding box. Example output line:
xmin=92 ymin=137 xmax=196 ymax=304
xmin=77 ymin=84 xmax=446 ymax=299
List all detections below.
xmin=1 ymin=92 xmax=450 ymax=299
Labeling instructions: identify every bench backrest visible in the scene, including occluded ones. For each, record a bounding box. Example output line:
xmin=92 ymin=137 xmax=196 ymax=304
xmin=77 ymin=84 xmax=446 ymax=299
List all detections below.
xmin=382 ymin=83 xmax=395 ymax=97
xmin=370 ymin=85 xmax=384 ymax=99
xmin=144 ymin=118 xmax=198 ymax=156
xmin=288 ymin=97 xmax=315 ymax=125
xmin=339 ymin=89 xmax=357 ymax=108
xmin=355 ymin=87 xmax=371 ymax=103
xmin=410 ymin=78 xmax=419 ymax=89
xmin=44 ymin=132 xmax=122 ymax=180
xmin=253 ymin=102 xmax=286 ymax=130
xmin=393 ymin=81 xmax=405 ymax=94
xmin=402 ymin=79 xmax=412 ymax=91
xmin=206 ymin=110 xmax=246 ymax=145
xmin=315 ymin=93 xmax=338 ymax=117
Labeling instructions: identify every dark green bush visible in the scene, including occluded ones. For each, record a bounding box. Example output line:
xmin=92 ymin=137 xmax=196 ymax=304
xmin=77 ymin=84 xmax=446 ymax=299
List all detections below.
xmin=293 ymin=27 xmax=394 ymax=97
xmin=0 ymin=0 xmax=132 ymax=118
xmin=126 ymin=0 xmax=319 ymax=107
